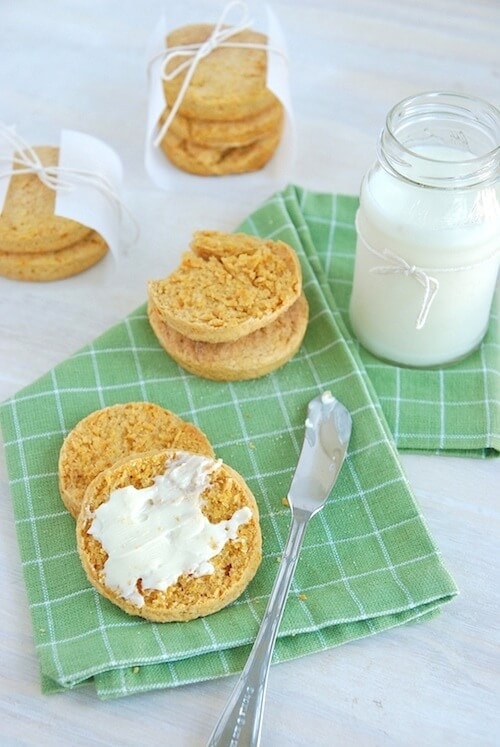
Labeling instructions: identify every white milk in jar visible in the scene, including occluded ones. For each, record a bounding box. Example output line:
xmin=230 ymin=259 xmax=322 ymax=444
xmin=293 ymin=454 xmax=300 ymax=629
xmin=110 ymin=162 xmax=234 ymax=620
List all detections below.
xmin=349 ymin=92 xmax=500 ymax=367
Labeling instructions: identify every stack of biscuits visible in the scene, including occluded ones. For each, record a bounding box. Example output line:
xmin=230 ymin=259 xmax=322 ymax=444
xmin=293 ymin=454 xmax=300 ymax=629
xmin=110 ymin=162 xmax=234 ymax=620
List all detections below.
xmin=158 ymin=23 xmax=285 ymax=176
xmin=147 ymin=230 xmax=309 ymax=380
xmin=59 ymin=401 xmax=262 ymax=622
xmin=0 ymin=146 xmax=108 ymax=281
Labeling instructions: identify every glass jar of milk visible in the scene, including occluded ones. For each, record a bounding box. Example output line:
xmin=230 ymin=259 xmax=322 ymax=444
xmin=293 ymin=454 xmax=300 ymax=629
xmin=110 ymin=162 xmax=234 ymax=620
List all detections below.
xmin=349 ymin=91 xmax=500 ymax=367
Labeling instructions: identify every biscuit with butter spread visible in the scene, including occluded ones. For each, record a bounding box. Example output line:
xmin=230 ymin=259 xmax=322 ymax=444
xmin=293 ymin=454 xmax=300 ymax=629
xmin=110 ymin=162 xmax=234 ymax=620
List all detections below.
xmin=148 ymin=230 xmax=302 ymax=343
xmin=59 ymin=402 xmax=214 ymax=518
xmin=76 ymin=449 xmax=262 ymax=622
xmin=148 ymin=292 xmax=309 ymax=381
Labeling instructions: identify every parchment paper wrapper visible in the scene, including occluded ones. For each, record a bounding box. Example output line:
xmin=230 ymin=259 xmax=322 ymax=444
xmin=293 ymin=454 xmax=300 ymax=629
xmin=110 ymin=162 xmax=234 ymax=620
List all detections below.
xmin=144 ymin=1 xmax=295 ymax=192
xmin=0 ymin=127 xmax=124 ymax=257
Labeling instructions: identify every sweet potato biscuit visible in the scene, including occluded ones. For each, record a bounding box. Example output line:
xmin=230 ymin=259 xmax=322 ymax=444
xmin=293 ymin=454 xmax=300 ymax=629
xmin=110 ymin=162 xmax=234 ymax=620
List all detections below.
xmin=59 ymin=402 xmax=214 ymax=518
xmin=148 ymin=230 xmax=302 ymax=343
xmin=148 ymin=293 xmax=309 ymax=381
xmin=162 ymin=100 xmax=284 ymax=148
xmin=163 ymin=24 xmax=277 ymax=121
xmin=0 ymin=146 xmax=93 ymax=253
xmin=160 ymin=128 xmax=282 ymax=176
xmin=0 ymin=230 xmax=108 ymax=281
xmin=76 ymin=449 xmax=262 ymax=622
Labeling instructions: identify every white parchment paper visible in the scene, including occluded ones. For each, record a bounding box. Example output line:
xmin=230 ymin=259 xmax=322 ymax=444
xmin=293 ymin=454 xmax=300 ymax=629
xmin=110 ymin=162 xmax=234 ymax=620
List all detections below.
xmin=0 ymin=128 xmax=125 ymax=257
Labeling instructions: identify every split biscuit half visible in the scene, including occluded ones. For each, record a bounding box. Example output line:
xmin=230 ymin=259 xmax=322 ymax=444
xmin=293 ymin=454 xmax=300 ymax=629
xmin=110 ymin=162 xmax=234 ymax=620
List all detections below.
xmin=77 ymin=449 xmax=262 ymax=622
xmin=148 ymin=230 xmax=302 ymax=344
xmin=148 ymin=293 xmax=309 ymax=381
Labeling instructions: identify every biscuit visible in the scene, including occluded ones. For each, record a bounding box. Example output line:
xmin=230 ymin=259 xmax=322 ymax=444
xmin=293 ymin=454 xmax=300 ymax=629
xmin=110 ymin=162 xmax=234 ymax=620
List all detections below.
xmin=59 ymin=402 xmax=214 ymax=518
xmin=163 ymin=24 xmax=277 ymax=121
xmin=148 ymin=293 xmax=309 ymax=381
xmin=162 ymin=100 xmax=284 ymax=148
xmin=76 ymin=449 xmax=262 ymax=622
xmin=148 ymin=230 xmax=302 ymax=343
xmin=160 ymin=128 xmax=282 ymax=176
xmin=0 ymin=230 xmax=108 ymax=282
xmin=0 ymin=146 xmax=93 ymax=253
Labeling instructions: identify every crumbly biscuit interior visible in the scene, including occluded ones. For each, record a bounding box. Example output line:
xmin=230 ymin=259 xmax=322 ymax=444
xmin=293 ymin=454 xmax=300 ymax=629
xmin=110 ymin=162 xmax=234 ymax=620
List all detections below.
xmin=150 ymin=232 xmax=300 ymax=331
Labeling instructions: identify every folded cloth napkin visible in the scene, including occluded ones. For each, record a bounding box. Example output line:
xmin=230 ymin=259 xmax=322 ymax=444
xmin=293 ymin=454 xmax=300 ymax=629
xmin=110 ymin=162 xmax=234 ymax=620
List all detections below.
xmin=242 ymin=185 xmax=498 ymax=457
xmin=0 ymin=186 xmax=458 ymax=700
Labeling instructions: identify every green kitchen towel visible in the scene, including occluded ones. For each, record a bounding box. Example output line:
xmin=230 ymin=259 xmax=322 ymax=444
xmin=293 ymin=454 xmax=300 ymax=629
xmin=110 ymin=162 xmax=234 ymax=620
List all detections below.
xmin=240 ymin=185 xmax=499 ymax=457
xmin=1 ymin=186 xmax=458 ymax=700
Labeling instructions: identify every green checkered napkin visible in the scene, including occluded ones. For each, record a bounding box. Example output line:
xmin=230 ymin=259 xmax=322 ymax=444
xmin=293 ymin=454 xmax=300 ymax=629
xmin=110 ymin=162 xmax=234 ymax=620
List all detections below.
xmin=1 ymin=186 xmax=459 ymax=700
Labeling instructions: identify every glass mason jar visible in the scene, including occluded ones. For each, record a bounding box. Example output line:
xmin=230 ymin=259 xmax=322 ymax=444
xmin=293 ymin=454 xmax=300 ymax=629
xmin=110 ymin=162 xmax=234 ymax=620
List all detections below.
xmin=349 ymin=91 xmax=500 ymax=367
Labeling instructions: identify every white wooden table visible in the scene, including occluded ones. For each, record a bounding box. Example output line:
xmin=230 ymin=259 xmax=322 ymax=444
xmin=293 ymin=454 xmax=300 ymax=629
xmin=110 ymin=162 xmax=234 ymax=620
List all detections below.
xmin=0 ymin=1 xmax=498 ymax=745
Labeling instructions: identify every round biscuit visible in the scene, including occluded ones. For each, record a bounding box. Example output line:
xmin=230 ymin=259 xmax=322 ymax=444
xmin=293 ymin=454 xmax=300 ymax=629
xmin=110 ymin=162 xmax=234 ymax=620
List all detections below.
xmin=58 ymin=402 xmax=214 ymax=518
xmin=159 ymin=127 xmax=282 ymax=176
xmin=162 ymin=100 xmax=284 ymax=148
xmin=148 ymin=230 xmax=302 ymax=343
xmin=148 ymin=293 xmax=309 ymax=381
xmin=0 ymin=146 xmax=93 ymax=253
xmin=0 ymin=230 xmax=108 ymax=281
xmin=163 ymin=24 xmax=277 ymax=121
xmin=76 ymin=449 xmax=262 ymax=622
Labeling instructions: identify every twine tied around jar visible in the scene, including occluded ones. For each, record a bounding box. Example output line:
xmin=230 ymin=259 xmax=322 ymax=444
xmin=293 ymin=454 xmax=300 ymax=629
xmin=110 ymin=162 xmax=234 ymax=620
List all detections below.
xmin=370 ymin=249 xmax=440 ymax=330
xmin=355 ymin=214 xmax=439 ymax=329
xmin=150 ymin=0 xmax=287 ymax=148
xmin=355 ymin=213 xmax=500 ymax=331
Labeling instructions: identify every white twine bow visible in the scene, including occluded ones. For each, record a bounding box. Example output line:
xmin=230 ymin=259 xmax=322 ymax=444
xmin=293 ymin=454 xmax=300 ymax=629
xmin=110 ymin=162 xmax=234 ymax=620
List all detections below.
xmin=355 ymin=213 xmax=500 ymax=330
xmin=354 ymin=213 xmax=440 ymax=330
xmin=355 ymin=203 xmax=500 ymax=330
xmin=151 ymin=0 xmax=286 ymax=147
xmin=369 ymin=249 xmax=440 ymax=330
xmin=0 ymin=124 xmax=138 ymax=246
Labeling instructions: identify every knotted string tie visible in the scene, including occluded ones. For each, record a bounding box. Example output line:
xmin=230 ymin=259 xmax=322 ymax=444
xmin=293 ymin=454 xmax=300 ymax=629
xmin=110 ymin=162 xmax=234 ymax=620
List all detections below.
xmin=355 ymin=213 xmax=499 ymax=331
xmin=0 ymin=124 xmax=138 ymax=246
xmin=150 ymin=0 xmax=287 ymax=148
xmin=370 ymin=249 xmax=440 ymax=330
xmin=0 ymin=124 xmax=121 ymax=210
xmin=354 ymin=214 xmax=439 ymax=329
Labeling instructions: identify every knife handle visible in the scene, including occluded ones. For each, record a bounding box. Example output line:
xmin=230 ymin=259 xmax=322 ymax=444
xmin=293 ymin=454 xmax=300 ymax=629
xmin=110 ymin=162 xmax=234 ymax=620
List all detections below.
xmin=207 ymin=508 xmax=310 ymax=747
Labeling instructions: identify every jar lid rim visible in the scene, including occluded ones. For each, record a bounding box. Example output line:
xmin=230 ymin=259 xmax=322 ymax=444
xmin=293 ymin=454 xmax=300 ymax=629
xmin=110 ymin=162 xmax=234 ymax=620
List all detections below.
xmin=380 ymin=91 xmax=500 ymax=186
xmin=385 ymin=91 xmax=500 ymax=165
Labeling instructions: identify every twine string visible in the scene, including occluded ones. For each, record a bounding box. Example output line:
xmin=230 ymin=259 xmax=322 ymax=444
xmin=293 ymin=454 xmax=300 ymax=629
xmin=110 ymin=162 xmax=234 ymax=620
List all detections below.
xmin=355 ymin=213 xmax=499 ymax=330
xmin=369 ymin=249 xmax=440 ymax=329
xmin=0 ymin=124 xmax=120 ymax=207
xmin=0 ymin=124 xmax=138 ymax=245
xmin=151 ymin=0 xmax=287 ymax=147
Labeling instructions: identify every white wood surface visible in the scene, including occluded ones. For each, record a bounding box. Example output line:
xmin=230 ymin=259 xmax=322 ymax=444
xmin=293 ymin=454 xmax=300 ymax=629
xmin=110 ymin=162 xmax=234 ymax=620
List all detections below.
xmin=0 ymin=1 xmax=498 ymax=745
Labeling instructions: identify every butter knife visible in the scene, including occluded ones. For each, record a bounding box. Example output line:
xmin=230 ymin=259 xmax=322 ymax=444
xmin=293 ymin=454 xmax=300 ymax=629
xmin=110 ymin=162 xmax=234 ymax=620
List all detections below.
xmin=207 ymin=391 xmax=352 ymax=747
